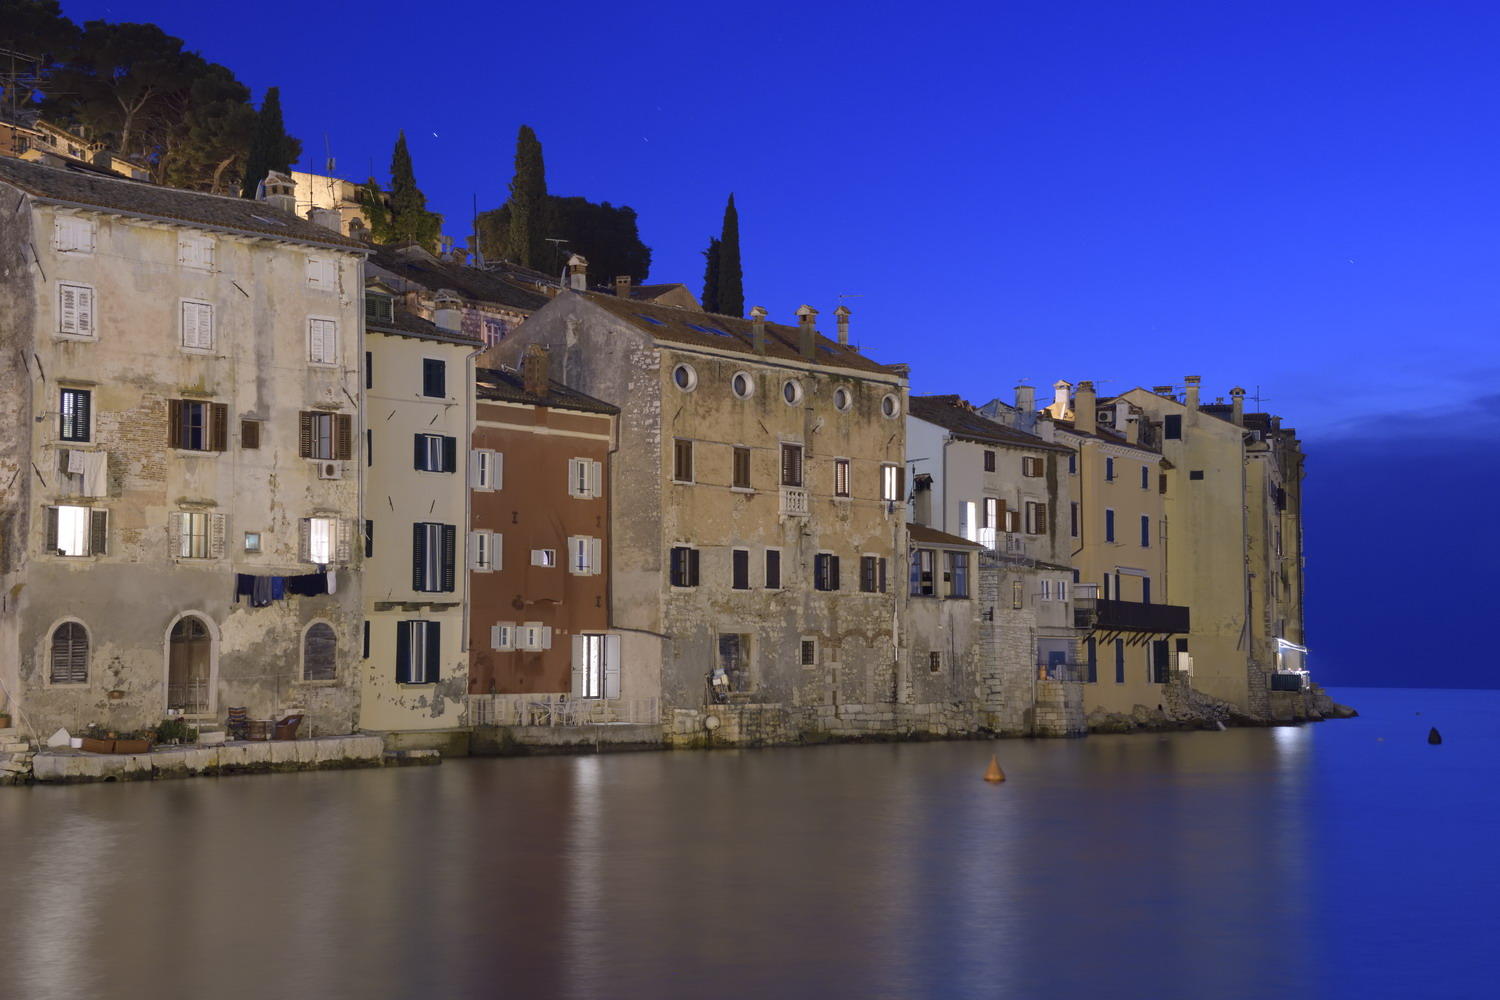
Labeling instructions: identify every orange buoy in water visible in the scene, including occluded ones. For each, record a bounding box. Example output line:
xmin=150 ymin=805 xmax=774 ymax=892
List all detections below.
xmin=983 ymin=755 xmax=1006 ymax=783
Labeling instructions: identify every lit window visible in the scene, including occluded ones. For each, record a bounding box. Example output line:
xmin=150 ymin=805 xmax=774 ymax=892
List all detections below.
xmin=308 ymin=517 xmax=337 ymax=564
xmin=881 ymin=464 xmax=902 ymax=502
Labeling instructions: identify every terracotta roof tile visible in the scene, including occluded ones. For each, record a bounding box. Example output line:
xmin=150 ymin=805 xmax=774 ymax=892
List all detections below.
xmin=909 ymin=394 xmax=1072 ymax=452
xmin=474 ymin=366 xmax=617 ymax=415
xmin=907 ymin=523 xmax=983 ymax=549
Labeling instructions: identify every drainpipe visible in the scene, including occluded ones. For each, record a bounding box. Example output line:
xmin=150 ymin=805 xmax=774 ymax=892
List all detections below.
xmin=460 ymin=342 xmax=486 ymax=677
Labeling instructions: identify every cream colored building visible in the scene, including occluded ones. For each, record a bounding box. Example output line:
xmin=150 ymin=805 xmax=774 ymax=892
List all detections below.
xmin=292 ymin=170 xmax=369 ymax=239
xmin=0 ymin=161 xmax=367 ymax=738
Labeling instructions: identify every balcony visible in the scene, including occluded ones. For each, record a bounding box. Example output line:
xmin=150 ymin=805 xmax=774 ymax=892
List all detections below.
xmin=779 ymin=486 xmax=810 ymax=517
xmin=1074 ymin=596 xmax=1189 ymax=634
xmin=976 ymin=528 xmax=1026 ymax=555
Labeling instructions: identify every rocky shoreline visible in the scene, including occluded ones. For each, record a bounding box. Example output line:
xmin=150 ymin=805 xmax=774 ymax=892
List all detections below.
xmin=1086 ymin=682 xmax=1356 ymax=735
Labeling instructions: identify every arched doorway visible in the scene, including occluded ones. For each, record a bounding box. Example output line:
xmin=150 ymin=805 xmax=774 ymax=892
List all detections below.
xmin=168 ymin=615 xmax=212 ymax=713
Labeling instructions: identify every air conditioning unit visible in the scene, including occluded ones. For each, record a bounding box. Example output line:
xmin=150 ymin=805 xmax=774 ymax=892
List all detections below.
xmin=318 ymin=461 xmax=344 ymax=480
xmin=1096 ymin=408 xmax=1115 ymax=426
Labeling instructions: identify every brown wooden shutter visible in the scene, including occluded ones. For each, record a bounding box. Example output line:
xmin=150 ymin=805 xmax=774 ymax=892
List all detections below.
xmin=89 ymin=508 xmax=107 ymax=555
xmin=209 ymin=513 xmax=226 ymax=558
xmin=335 ymin=414 xmax=353 ymax=460
xmin=241 ymin=420 xmax=260 ymax=449
xmin=299 ymin=412 xmax=314 ymax=458
xmin=44 ymin=506 xmax=59 ymax=552
xmin=1036 ymin=502 xmax=1049 ymax=535
xmin=210 ymin=403 xmax=228 ymax=451
xmin=996 ymin=499 xmax=1008 ymax=531
xmin=896 ymin=465 xmax=906 ymax=501
xmin=168 ymin=399 xmax=182 ymax=448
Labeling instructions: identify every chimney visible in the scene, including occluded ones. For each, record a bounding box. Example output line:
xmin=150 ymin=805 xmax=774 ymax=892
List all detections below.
xmin=1230 ymin=386 xmax=1246 ymax=426
xmin=307 ymin=207 xmax=342 ymax=233
xmin=614 ymin=275 xmax=632 ymax=298
xmin=257 ymin=169 xmax=296 ymax=214
xmin=1184 ymin=375 xmax=1201 ymax=410
xmin=1051 ymin=379 xmax=1072 ymax=416
xmin=521 ymin=344 xmax=551 ymax=397
xmin=795 ymin=304 xmax=818 ymax=360
xmin=1075 ymin=380 xmax=1097 ymax=435
xmin=566 ymin=254 xmax=588 ymax=292
xmin=834 ymin=304 xmax=851 ymax=346
xmin=750 ymin=306 xmax=768 ymax=355
xmin=432 ymin=290 xmax=462 ymax=332
xmin=1153 ymin=384 xmax=1175 ymax=398
xmin=1014 ymin=383 xmax=1035 ymax=415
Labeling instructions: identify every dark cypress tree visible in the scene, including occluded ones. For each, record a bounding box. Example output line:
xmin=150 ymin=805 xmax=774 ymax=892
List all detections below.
xmin=716 ymin=193 xmax=744 ymax=317
xmin=239 ymin=86 xmax=295 ymax=199
xmin=506 ymin=125 xmax=549 ymax=269
xmin=701 ymin=237 xmax=721 ymax=313
xmin=385 ymin=131 xmax=442 ymax=251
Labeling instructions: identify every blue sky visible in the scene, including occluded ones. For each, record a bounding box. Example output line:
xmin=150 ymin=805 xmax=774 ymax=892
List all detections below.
xmin=57 ymin=0 xmax=1500 ymax=686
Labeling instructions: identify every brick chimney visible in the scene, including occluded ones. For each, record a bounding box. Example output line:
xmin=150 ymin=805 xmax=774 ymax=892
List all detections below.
xmin=1074 ymin=381 xmax=1097 ymax=435
xmin=1230 ymin=386 xmax=1246 ymax=426
xmin=1184 ymin=375 xmax=1201 ymax=410
xmin=1015 ymin=383 xmax=1035 ymax=414
xmin=258 ymin=170 xmax=296 ymax=214
xmin=795 ymin=304 xmax=818 ymax=360
xmin=614 ymin=275 xmax=632 ymax=298
xmin=834 ymin=304 xmax=851 ymax=346
xmin=566 ymin=254 xmax=588 ymax=292
xmin=521 ymin=345 xmax=551 ymax=397
xmin=750 ymin=306 xmax=768 ymax=355
xmin=308 ymin=207 xmax=342 ymax=232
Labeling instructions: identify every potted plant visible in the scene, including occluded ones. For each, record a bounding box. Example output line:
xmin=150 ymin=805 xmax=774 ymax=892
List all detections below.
xmin=111 ymin=729 xmax=154 ymax=754
xmin=152 ymin=718 xmax=198 ymax=746
xmin=79 ymin=723 xmax=114 ymax=754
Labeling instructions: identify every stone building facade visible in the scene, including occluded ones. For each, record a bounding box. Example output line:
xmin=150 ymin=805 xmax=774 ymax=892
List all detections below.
xmin=0 ymin=160 xmax=367 ymax=738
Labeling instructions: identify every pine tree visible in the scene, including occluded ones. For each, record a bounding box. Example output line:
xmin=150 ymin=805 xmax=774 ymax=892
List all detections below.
xmin=382 ymin=131 xmax=443 ymax=252
xmin=239 ymin=86 xmax=295 ymax=199
xmin=701 ymin=237 xmax=721 ymax=313
xmin=717 ymin=193 xmax=744 ymax=317
xmin=506 ymin=125 xmax=549 ymax=269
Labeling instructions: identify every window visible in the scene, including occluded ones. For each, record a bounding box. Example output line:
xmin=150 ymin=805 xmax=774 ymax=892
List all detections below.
xmin=672 ymin=363 xmax=697 ymax=391
xmin=731 ymin=371 xmax=754 ymax=398
xmin=1189 ymin=470 xmax=1205 ymax=481
xmin=670 ymin=546 xmax=700 ymax=587
xmin=59 ymin=388 xmax=90 ymax=442
xmin=177 ymin=233 xmax=215 ymax=271
xmin=483 ymin=318 xmax=506 ymax=346
xmin=782 ymin=379 xmax=803 ymax=405
xmin=1070 ymin=501 xmax=1079 ymax=538
xmin=1141 ymin=465 xmax=1150 ymax=490
xmin=364 ymin=622 xmax=370 ymax=659
xmin=365 ymin=291 xmax=394 ymax=323
xmin=732 ymin=549 xmax=750 ymax=589
xmin=531 ymin=548 xmax=557 ymax=568
xmin=1115 ymin=638 xmax=1126 ymax=684
xmin=240 ymin=420 xmax=261 ymax=449
xmin=1012 ymin=580 xmax=1023 ymax=609
xmin=764 ymin=549 xmax=781 ymax=589
xmin=1164 ymin=414 xmax=1182 ymax=439
xmin=717 ymin=633 xmax=751 ymax=692
xmin=1105 ymin=508 xmax=1116 ymax=543
xmin=490 ymin=623 xmax=515 ymax=651
xmin=365 ymin=351 xmax=373 ymax=390
xmin=364 ymin=520 xmax=374 ymax=558
xmin=520 ymin=622 xmax=554 ymax=652
xmin=575 ymin=634 xmax=620 ymax=699
xmin=983 ymin=450 xmax=996 ymax=472
xmin=308 ymin=318 xmax=338 ymax=365
xmin=569 ymin=458 xmax=603 ymax=498
xmin=1143 ymin=577 xmax=1152 ymax=604
xmin=781 ymin=443 xmax=804 ymax=487
xmin=880 ymin=394 xmax=900 ymax=419
xmin=55 ymin=215 xmax=94 ymax=253
xmin=959 ymin=501 xmax=977 ymax=541
xmin=814 ymin=553 xmax=840 ymax=591
xmin=801 ymin=638 xmax=818 ymax=667
xmin=471 ymin=449 xmax=503 ymax=490
xmin=169 ymin=400 xmax=228 ymax=452
xmin=568 ymin=535 xmax=601 ymax=575
xmin=1022 ymin=456 xmax=1044 ymax=477
xmin=303 ymin=623 xmax=337 ymax=681
xmin=1025 ymin=501 xmax=1048 ymax=535
xmin=306 ymin=256 xmax=337 ymax=290
xmin=1058 ymin=580 xmax=1070 ymax=601
xmin=181 ymin=300 xmax=214 ymax=351
xmin=929 ymin=650 xmax=942 ymax=673
xmin=834 ymin=458 xmax=851 ymax=497
xmin=833 ymin=387 xmax=853 ymax=411
xmin=881 ymin=464 xmax=903 ymax=502
xmin=732 ymin=446 xmax=751 ymax=489
xmin=1041 ymin=579 xmax=1052 ymax=601
xmin=299 ymin=411 xmax=352 ymax=460
xmin=469 ymin=530 xmax=500 ymax=571
xmin=1141 ymin=515 xmax=1151 ymax=548
xmin=172 ymin=511 xmax=224 ymax=559
xmin=421 ymin=358 xmax=446 ymax=398
xmin=49 ymin=621 xmax=89 ymax=684
xmin=1086 ymin=637 xmax=1097 ymax=683
xmin=244 ymin=532 xmax=261 ymax=553
xmin=860 ymin=555 xmax=887 ymax=593
xmin=984 ymin=497 xmax=1001 ymax=531
xmin=947 ymin=551 xmax=970 ymax=598
xmin=414 ymin=433 xmax=457 ymax=473
xmin=412 ymin=522 xmax=456 ymax=591
xmin=1068 ymin=453 xmax=1077 ymax=474
xmin=674 ymin=439 xmax=694 ymax=482
xmin=910 ymin=548 xmax=935 ymax=596
xmin=58 ymin=283 xmax=95 ymax=338
xmin=1105 ymin=457 xmax=1116 ymax=481
xmin=396 ymin=620 xmax=440 ymax=684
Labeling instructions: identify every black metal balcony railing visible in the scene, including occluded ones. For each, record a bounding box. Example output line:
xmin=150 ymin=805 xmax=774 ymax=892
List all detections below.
xmin=1074 ymin=596 xmax=1189 ymax=634
xmin=1036 ymin=661 xmax=1092 ymax=683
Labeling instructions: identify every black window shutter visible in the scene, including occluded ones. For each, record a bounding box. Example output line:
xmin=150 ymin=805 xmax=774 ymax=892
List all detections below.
xmin=413 ymin=434 xmax=425 ymax=470
xmin=830 ymin=555 xmax=840 ymax=591
xmin=364 ymin=519 xmax=374 ymax=558
xmin=365 ymin=351 xmax=372 ymax=390
xmin=362 ymin=621 xmax=370 ymax=660
xmin=89 ymin=509 xmax=107 ymax=555
xmin=76 ymin=390 xmax=91 ymax=440
xmin=879 ymin=557 xmax=887 ymax=593
xmin=765 ymin=550 xmax=780 ymax=589
xmin=441 ymin=524 xmax=456 ymax=591
xmin=412 ymin=524 xmax=426 ymax=590
xmin=442 ymin=436 xmax=457 ymax=473
xmin=44 ymin=506 xmax=59 ymax=552
xmin=425 ymin=621 xmax=442 ymax=681
xmin=1087 ymin=638 xmax=1098 ymax=682
xmin=395 ymin=621 xmax=412 ymax=683
xmin=688 ymin=548 xmax=700 ymax=586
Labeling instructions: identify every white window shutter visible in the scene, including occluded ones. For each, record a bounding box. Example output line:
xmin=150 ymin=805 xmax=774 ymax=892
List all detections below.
xmin=168 ymin=512 xmax=183 ymax=557
xmin=336 ymin=519 xmax=351 ymax=562
xmin=467 ymin=531 xmax=482 ymax=569
xmin=491 ymin=624 xmax=503 ymax=649
xmin=308 ymin=320 xmax=322 ymax=362
xmin=494 ymin=452 xmax=504 ymax=490
xmin=493 ymin=532 xmax=503 ymax=571
xmin=75 ymin=286 xmax=93 ymax=335
xmin=541 ymin=626 xmax=553 ymax=650
xmin=210 ymin=513 xmax=226 ymax=558
xmin=566 ymin=459 xmax=580 ymax=497
xmin=590 ymin=460 xmax=603 ymax=497
xmin=60 ymin=285 xmax=77 ymax=333
xmin=298 ymin=517 xmax=312 ymax=562
xmin=604 ymin=635 xmax=622 ymax=698
xmin=589 ymin=537 xmax=602 ymax=576
xmin=530 ymin=549 xmax=545 ymax=567
xmin=571 ymin=634 xmax=585 ymax=694
xmin=468 ymin=450 xmax=483 ymax=488
xmin=567 ymin=535 xmax=580 ymax=574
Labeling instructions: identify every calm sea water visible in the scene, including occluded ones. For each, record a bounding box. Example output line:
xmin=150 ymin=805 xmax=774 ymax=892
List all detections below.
xmin=1 ymin=687 xmax=1496 ymax=1000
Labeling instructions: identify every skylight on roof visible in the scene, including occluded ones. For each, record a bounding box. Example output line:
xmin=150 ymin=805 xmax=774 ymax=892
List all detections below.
xmin=248 ymin=214 xmax=287 ymax=227
xmin=684 ymin=322 xmax=734 ymax=338
xmin=635 ymin=313 xmax=665 ymax=325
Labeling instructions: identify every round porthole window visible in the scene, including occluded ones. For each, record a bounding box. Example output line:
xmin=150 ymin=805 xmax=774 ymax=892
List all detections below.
xmin=881 ymin=393 xmax=900 ymax=418
xmin=673 ymin=363 xmax=698 ymax=392
xmin=783 ymin=379 xmax=803 ymax=405
xmin=833 ymin=387 xmax=853 ymax=412
xmin=731 ymin=371 xmax=755 ymax=399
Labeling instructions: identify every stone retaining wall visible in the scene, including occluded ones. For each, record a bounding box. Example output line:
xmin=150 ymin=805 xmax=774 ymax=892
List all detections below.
xmin=26 ymin=735 xmax=392 ymax=784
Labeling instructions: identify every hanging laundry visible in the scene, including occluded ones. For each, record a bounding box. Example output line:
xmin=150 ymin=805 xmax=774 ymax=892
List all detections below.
xmin=250 ymin=575 xmax=274 ymax=608
xmin=286 ymin=572 xmax=329 ymax=597
xmin=66 ymin=449 xmax=87 ymax=475
xmin=326 ymin=570 xmax=337 ymax=595
xmin=81 ymin=450 xmax=108 ymax=497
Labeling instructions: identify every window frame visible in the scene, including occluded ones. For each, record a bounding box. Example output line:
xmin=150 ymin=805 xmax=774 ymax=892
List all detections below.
xmin=180 ymin=298 xmax=215 ymax=353
xmin=732 ymin=445 xmax=752 ymax=490
xmin=54 ymin=215 xmax=95 ymax=254
xmin=59 ymin=387 xmax=92 ymax=443
xmin=669 ymin=545 xmax=700 ymax=588
xmin=307 ymin=316 xmax=339 ymax=366
xmin=673 ymin=438 xmax=694 ymax=483
xmin=764 ymin=548 xmax=782 ymax=590
xmin=910 ymin=548 xmax=936 ymax=597
xmin=833 ymin=457 xmax=852 ymax=498
xmin=300 ymin=621 xmax=338 ymax=682
xmin=780 ymin=443 xmax=804 ymax=488
xmin=57 ymin=282 xmax=97 ymax=339
xmin=47 ymin=619 xmax=90 ymax=685
xmin=177 ymin=233 xmax=214 ymax=271
xmin=947 ymin=551 xmax=970 ymax=599
xmin=421 ymin=357 xmax=447 ymax=399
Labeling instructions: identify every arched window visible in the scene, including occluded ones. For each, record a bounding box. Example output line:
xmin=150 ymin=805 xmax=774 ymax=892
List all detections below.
xmin=168 ymin=615 xmax=212 ymax=713
xmin=50 ymin=621 xmax=89 ymax=684
xmin=303 ymin=623 xmax=337 ymax=681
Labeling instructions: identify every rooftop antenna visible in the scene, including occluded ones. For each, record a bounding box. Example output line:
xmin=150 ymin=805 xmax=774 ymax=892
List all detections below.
xmin=546 ymin=237 xmax=569 ymax=278
xmin=471 ymin=193 xmax=482 ymax=267
xmin=1249 ymin=385 xmax=1272 ymax=408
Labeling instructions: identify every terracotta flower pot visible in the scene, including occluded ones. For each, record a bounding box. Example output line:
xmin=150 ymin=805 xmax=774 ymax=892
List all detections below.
xmin=112 ymin=738 xmax=153 ymax=754
xmin=80 ymin=737 xmax=115 ymax=754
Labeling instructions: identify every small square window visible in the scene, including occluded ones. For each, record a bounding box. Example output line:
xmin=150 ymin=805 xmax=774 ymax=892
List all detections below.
xmin=244 ymin=532 xmax=261 ymax=552
xmin=532 ymin=548 xmax=556 ymax=568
